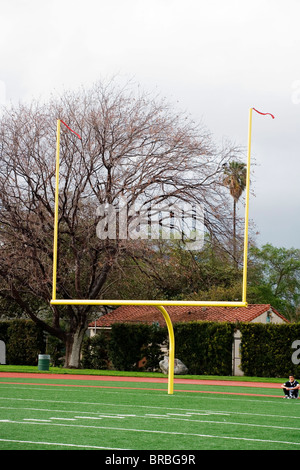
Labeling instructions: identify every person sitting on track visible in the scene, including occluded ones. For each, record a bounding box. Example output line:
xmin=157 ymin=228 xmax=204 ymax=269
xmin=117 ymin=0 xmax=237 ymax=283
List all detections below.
xmin=281 ymin=375 xmax=300 ymax=399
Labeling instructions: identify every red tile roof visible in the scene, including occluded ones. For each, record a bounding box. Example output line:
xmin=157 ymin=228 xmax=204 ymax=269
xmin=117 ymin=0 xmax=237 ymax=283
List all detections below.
xmin=90 ymin=304 xmax=289 ymax=328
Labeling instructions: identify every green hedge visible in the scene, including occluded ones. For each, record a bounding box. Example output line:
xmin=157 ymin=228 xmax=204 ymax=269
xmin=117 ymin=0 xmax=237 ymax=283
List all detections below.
xmin=82 ymin=322 xmax=300 ymax=378
xmin=108 ymin=323 xmax=167 ymax=371
xmin=82 ymin=322 xmax=235 ymax=374
xmin=4 ymin=319 xmax=300 ymax=377
xmin=174 ymin=322 xmax=235 ymax=375
xmin=81 ymin=323 xmax=167 ymax=371
xmin=81 ymin=330 xmax=110 ymax=370
xmin=239 ymin=323 xmax=300 ymax=378
xmin=0 ymin=320 xmax=45 ymax=365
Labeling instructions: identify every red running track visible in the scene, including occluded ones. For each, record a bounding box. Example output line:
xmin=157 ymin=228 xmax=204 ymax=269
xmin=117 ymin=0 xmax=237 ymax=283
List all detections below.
xmin=0 ymin=372 xmax=280 ymax=388
xmin=0 ymin=372 xmax=285 ymax=398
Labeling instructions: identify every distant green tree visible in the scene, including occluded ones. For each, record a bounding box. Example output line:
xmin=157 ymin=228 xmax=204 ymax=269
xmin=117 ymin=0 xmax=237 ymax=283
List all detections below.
xmin=248 ymin=244 xmax=300 ymax=320
xmin=104 ymin=237 xmax=241 ymax=302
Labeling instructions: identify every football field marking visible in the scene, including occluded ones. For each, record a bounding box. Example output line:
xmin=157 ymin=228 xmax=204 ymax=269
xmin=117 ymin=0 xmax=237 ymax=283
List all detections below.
xmin=1 ymin=396 xmax=300 ymax=421
xmin=0 ymin=438 xmax=128 ymax=450
xmin=1 ymin=411 xmax=299 ymax=432
xmin=1 ymin=419 xmax=300 ymax=448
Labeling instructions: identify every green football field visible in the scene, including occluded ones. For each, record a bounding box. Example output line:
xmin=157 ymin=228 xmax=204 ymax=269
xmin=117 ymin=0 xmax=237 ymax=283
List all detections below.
xmin=0 ymin=374 xmax=300 ymax=451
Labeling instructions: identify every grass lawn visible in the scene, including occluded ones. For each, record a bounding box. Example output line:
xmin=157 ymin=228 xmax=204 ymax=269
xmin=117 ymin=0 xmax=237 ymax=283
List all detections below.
xmin=0 ymin=366 xmax=298 ymax=451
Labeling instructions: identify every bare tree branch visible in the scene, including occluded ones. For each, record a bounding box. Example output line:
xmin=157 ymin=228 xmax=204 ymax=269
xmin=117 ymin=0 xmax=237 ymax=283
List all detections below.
xmin=0 ymin=79 xmax=240 ymax=367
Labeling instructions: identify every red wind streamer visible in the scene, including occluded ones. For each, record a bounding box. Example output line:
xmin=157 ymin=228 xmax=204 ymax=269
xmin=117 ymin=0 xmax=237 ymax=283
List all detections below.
xmin=60 ymin=120 xmax=82 ymax=139
xmin=252 ymin=108 xmax=275 ymax=119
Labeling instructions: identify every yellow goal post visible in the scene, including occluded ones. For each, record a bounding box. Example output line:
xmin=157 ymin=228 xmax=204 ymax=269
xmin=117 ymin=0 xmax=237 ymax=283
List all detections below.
xmin=50 ymin=107 xmax=273 ymax=393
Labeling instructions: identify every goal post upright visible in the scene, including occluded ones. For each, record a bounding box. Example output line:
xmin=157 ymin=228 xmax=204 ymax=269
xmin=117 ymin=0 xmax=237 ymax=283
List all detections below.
xmin=52 ymin=119 xmax=61 ymax=301
xmin=242 ymin=107 xmax=252 ymax=304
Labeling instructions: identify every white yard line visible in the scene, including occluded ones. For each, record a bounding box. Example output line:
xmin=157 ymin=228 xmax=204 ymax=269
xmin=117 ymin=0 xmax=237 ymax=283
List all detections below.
xmin=1 ymin=420 xmax=300 ymax=448
xmin=1 ymin=397 xmax=300 ymax=422
xmin=0 ymin=438 xmax=128 ymax=450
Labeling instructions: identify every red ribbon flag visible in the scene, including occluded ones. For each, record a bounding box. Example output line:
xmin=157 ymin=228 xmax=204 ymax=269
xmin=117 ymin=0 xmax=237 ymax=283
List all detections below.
xmin=252 ymin=108 xmax=275 ymax=119
xmin=60 ymin=120 xmax=82 ymax=139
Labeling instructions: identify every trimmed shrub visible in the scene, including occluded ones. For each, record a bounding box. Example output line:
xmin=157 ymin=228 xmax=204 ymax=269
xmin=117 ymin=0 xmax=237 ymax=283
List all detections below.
xmin=174 ymin=321 xmax=235 ymax=375
xmin=5 ymin=320 xmax=45 ymax=365
xmin=81 ymin=331 xmax=110 ymax=370
xmin=239 ymin=323 xmax=300 ymax=378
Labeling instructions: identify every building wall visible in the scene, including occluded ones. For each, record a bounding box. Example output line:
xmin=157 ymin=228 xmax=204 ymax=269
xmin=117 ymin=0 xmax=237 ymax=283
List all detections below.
xmin=0 ymin=340 xmax=6 ymax=364
xmin=250 ymin=310 xmax=286 ymax=324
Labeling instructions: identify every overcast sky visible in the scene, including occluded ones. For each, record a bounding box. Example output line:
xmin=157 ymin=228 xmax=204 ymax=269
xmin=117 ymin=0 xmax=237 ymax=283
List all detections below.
xmin=1 ymin=0 xmax=299 ymax=249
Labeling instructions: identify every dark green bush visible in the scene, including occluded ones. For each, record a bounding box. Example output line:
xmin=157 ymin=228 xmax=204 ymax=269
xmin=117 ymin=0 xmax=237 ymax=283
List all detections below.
xmin=5 ymin=320 xmax=45 ymax=365
xmin=3 ymin=318 xmax=297 ymax=377
xmin=97 ymin=321 xmax=235 ymax=375
xmin=239 ymin=323 xmax=300 ymax=378
xmin=174 ymin=321 xmax=235 ymax=375
xmin=81 ymin=331 xmax=110 ymax=370
xmin=109 ymin=323 xmax=153 ymax=371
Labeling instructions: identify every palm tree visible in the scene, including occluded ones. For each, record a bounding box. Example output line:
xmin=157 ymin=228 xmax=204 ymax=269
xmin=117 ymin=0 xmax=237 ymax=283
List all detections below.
xmin=223 ymin=161 xmax=247 ymax=265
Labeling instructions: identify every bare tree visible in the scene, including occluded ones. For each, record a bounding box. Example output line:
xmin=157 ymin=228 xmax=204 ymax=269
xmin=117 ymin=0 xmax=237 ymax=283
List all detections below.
xmin=0 ymin=80 xmax=238 ymax=367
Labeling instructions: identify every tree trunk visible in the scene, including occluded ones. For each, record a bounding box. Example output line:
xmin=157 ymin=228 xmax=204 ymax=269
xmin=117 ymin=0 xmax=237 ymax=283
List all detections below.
xmin=64 ymin=325 xmax=87 ymax=368
xmin=233 ymin=199 xmax=237 ymax=267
